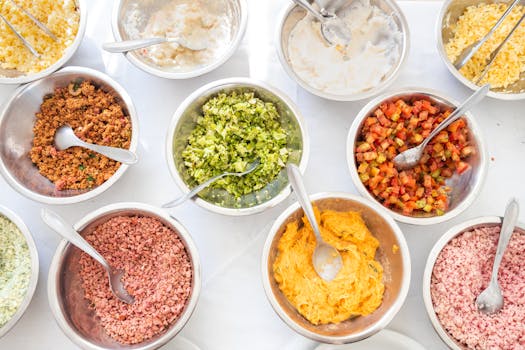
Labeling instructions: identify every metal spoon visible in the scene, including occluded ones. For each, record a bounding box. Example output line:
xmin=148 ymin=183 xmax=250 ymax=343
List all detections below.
xmin=292 ymin=0 xmax=352 ymax=47
xmin=41 ymin=208 xmax=135 ymax=304
xmin=286 ymin=163 xmax=343 ymax=281
xmin=103 ymin=36 xmax=208 ymax=54
xmin=393 ymin=84 xmax=490 ymax=170
xmin=162 ymin=159 xmax=261 ymax=208
xmin=476 ymin=198 xmax=519 ymax=315
xmin=54 ymin=125 xmax=138 ymax=165
xmin=454 ymin=0 xmax=521 ymax=70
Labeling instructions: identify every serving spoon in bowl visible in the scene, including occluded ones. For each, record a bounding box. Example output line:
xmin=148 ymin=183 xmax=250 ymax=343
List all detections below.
xmin=393 ymin=84 xmax=490 ymax=170
xmin=476 ymin=198 xmax=519 ymax=315
xmin=54 ymin=125 xmax=138 ymax=165
xmin=286 ymin=163 xmax=342 ymax=281
xmin=102 ymin=36 xmax=208 ymax=54
xmin=41 ymin=208 xmax=135 ymax=304
xmin=162 ymin=158 xmax=261 ymax=208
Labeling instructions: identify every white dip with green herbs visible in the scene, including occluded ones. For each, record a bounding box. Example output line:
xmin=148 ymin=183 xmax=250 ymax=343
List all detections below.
xmin=0 ymin=215 xmax=31 ymax=328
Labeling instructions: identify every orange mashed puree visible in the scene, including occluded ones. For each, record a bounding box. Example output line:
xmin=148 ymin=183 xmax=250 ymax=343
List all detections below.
xmin=273 ymin=208 xmax=384 ymax=325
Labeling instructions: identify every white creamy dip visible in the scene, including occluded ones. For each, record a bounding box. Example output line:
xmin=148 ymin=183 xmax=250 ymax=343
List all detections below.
xmin=134 ymin=0 xmax=232 ymax=71
xmin=287 ymin=0 xmax=402 ymax=95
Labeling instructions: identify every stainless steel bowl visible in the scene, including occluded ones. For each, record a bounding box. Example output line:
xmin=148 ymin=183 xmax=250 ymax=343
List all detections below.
xmin=276 ymin=0 xmax=409 ymax=101
xmin=47 ymin=202 xmax=201 ymax=350
xmin=0 ymin=205 xmax=39 ymax=339
xmin=111 ymin=0 xmax=247 ymax=79
xmin=0 ymin=0 xmax=87 ymax=85
xmin=261 ymin=192 xmax=411 ymax=343
xmin=0 ymin=66 xmax=139 ymax=205
xmin=346 ymin=88 xmax=487 ymax=225
xmin=165 ymin=77 xmax=310 ymax=216
xmin=437 ymin=0 xmax=525 ymax=100
xmin=422 ymin=216 xmax=525 ymax=350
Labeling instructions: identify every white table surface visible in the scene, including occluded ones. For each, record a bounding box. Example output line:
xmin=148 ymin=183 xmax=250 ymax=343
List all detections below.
xmin=1 ymin=0 xmax=524 ymax=349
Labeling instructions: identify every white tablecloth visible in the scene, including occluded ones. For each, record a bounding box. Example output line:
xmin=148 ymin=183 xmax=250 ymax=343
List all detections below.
xmin=1 ymin=1 xmax=524 ymax=349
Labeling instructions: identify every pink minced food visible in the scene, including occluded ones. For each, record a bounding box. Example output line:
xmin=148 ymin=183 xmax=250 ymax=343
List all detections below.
xmin=431 ymin=225 xmax=525 ymax=349
xmin=79 ymin=216 xmax=192 ymax=344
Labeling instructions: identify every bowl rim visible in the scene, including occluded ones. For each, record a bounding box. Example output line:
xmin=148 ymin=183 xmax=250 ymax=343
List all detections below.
xmin=421 ymin=216 xmax=521 ymax=350
xmin=275 ymin=0 xmax=410 ymax=101
xmin=435 ymin=0 xmax=525 ymax=100
xmin=165 ymin=77 xmax=310 ymax=216
xmin=47 ymin=202 xmax=201 ymax=350
xmin=0 ymin=0 xmax=88 ymax=85
xmin=261 ymin=191 xmax=411 ymax=343
xmin=0 ymin=65 xmax=139 ymax=205
xmin=0 ymin=205 xmax=39 ymax=339
xmin=346 ymin=87 xmax=488 ymax=225
xmin=110 ymin=0 xmax=248 ymax=79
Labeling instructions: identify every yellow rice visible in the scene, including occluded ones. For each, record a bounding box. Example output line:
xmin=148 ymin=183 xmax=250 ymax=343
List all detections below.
xmin=0 ymin=0 xmax=79 ymax=74
xmin=445 ymin=3 xmax=525 ymax=89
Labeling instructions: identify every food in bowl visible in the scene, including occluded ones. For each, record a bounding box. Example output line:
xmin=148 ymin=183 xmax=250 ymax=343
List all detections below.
xmin=272 ymin=208 xmax=384 ymax=325
xmin=430 ymin=224 xmax=524 ymax=349
xmin=0 ymin=215 xmax=32 ymax=328
xmin=444 ymin=3 xmax=525 ymax=89
xmin=29 ymin=80 xmax=132 ymax=191
xmin=287 ymin=0 xmax=402 ymax=95
xmin=181 ymin=91 xmax=289 ymax=198
xmin=355 ymin=97 xmax=474 ymax=216
xmin=0 ymin=0 xmax=80 ymax=74
xmin=127 ymin=0 xmax=233 ymax=72
xmin=78 ymin=215 xmax=192 ymax=345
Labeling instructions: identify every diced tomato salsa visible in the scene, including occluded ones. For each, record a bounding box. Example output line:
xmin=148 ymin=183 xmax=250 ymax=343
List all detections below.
xmin=355 ymin=97 xmax=475 ymax=216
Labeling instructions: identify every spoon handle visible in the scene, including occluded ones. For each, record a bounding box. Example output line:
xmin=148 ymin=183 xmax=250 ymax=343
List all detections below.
xmin=286 ymin=164 xmax=322 ymax=240
xmin=292 ymin=0 xmax=326 ymax=21
xmin=77 ymin=140 xmax=138 ymax=164
xmin=491 ymin=198 xmax=519 ymax=283
xmin=102 ymin=37 xmax=167 ymax=53
xmin=420 ymin=84 xmax=490 ymax=150
xmin=163 ymin=172 xmax=230 ymax=208
xmin=41 ymin=208 xmax=110 ymax=270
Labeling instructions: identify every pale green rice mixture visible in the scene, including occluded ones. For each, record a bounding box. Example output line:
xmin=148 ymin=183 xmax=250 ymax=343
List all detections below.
xmin=0 ymin=215 xmax=31 ymax=328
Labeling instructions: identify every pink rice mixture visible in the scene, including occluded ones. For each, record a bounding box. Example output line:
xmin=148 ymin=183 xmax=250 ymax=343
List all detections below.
xmin=431 ymin=225 xmax=525 ymax=350
xmin=79 ymin=216 xmax=192 ymax=344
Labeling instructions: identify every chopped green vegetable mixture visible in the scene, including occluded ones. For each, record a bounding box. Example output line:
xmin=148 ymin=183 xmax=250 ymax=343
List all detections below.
xmin=182 ymin=92 xmax=289 ymax=197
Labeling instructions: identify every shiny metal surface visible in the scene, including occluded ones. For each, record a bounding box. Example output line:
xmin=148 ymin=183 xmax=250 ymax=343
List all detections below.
xmin=437 ymin=0 xmax=525 ymax=100
xmin=0 ymin=0 xmax=87 ymax=84
xmin=347 ymin=88 xmax=487 ymax=225
xmin=261 ymin=192 xmax=411 ymax=344
xmin=0 ymin=66 xmax=139 ymax=204
xmin=422 ymin=216 xmax=525 ymax=350
xmin=0 ymin=205 xmax=39 ymax=339
xmin=165 ymin=77 xmax=310 ymax=216
xmin=110 ymin=0 xmax=247 ymax=79
xmin=276 ymin=0 xmax=410 ymax=101
xmin=47 ymin=202 xmax=201 ymax=350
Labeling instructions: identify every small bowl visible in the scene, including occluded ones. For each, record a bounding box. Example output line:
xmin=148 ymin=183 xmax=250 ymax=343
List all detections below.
xmin=47 ymin=202 xmax=201 ymax=350
xmin=165 ymin=77 xmax=310 ymax=216
xmin=0 ymin=205 xmax=39 ymax=339
xmin=0 ymin=0 xmax=87 ymax=85
xmin=346 ymin=88 xmax=487 ymax=225
xmin=0 ymin=66 xmax=139 ymax=205
xmin=422 ymin=216 xmax=525 ymax=350
xmin=276 ymin=0 xmax=409 ymax=101
xmin=261 ymin=192 xmax=411 ymax=344
xmin=111 ymin=0 xmax=248 ymax=79
xmin=437 ymin=0 xmax=525 ymax=100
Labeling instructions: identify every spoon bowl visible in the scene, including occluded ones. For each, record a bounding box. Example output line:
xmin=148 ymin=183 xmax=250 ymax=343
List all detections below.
xmin=41 ymin=208 xmax=135 ymax=304
xmin=286 ymin=163 xmax=342 ymax=281
xmin=54 ymin=125 xmax=138 ymax=165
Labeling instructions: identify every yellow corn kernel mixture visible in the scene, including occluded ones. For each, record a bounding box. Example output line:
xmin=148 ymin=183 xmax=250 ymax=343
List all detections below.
xmin=0 ymin=0 xmax=79 ymax=74
xmin=273 ymin=208 xmax=384 ymax=325
xmin=445 ymin=3 xmax=525 ymax=89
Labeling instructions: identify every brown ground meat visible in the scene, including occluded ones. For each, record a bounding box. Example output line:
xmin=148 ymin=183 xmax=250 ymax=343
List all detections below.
xmin=79 ymin=216 xmax=193 ymax=345
xmin=29 ymin=81 xmax=132 ymax=190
